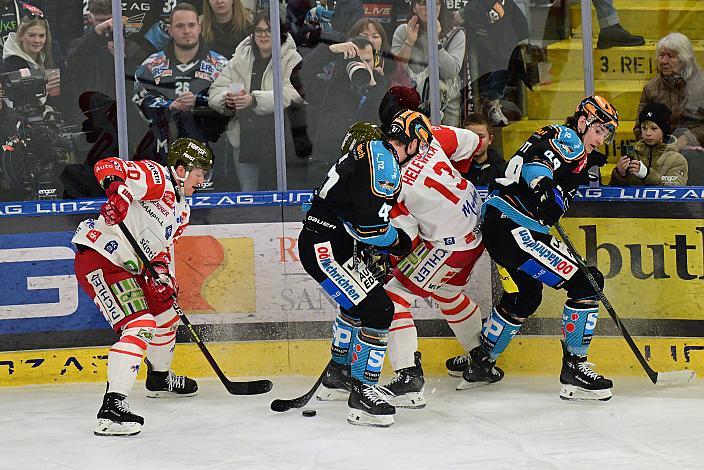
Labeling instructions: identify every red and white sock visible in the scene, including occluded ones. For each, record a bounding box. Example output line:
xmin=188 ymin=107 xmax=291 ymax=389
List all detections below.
xmin=107 ymin=315 xmax=156 ymax=396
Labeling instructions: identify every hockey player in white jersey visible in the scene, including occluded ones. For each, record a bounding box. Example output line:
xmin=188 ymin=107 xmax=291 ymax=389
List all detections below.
xmin=370 ymin=110 xmax=495 ymax=407
xmin=73 ymin=138 xmax=213 ymax=436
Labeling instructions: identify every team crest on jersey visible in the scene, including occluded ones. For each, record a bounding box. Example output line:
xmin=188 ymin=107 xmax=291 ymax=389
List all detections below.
xmin=199 ymin=61 xmax=215 ymax=75
xmin=87 ymin=229 xmax=101 ymax=242
xmin=104 ymin=240 xmax=118 ymax=254
xmin=162 ymin=191 xmax=175 ymax=209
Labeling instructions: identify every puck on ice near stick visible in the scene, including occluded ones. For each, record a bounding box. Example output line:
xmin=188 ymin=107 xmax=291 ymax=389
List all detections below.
xmin=302 ymin=409 xmax=317 ymax=417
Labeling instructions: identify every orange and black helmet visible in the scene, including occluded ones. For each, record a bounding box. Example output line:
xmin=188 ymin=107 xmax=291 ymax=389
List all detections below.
xmin=575 ymin=95 xmax=619 ymax=143
xmin=386 ymin=110 xmax=433 ymax=146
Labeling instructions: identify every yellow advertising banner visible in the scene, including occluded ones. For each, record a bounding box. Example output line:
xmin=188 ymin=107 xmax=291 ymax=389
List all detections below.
xmin=538 ymin=218 xmax=704 ymax=320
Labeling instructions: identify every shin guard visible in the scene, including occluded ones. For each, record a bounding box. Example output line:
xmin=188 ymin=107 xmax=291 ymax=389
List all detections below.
xmin=351 ymin=327 xmax=388 ymax=385
xmin=331 ymin=312 xmax=361 ymax=366
xmin=480 ymin=307 xmax=521 ymax=361
xmin=561 ymin=299 xmax=598 ymax=356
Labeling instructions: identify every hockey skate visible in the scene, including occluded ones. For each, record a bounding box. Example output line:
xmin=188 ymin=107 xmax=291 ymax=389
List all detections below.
xmin=559 ymin=341 xmax=613 ymax=401
xmin=145 ymin=359 xmax=198 ymax=398
xmin=456 ymin=346 xmax=505 ymax=390
xmin=95 ymin=392 xmax=144 ymax=436
xmin=445 ymin=353 xmax=469 ymax=377
xmin=316 ymin=361 xmax=354 ymax=401
xmin=347 ymin=379 xmax=396 ymax=428
xmin=379 ymin=351 xmax=426 ymax=409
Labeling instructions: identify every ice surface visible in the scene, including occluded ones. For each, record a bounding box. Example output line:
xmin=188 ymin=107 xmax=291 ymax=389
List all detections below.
xmin=2 ymin=376 xmax=702 ymax=469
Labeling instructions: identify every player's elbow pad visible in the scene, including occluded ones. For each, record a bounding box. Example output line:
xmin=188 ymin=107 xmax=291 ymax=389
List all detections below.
xmin=387 ymin=228 xmax=412 ymax=256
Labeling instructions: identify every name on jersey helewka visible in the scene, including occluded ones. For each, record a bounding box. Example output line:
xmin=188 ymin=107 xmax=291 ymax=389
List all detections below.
xmin=401 ymin=146 xmax=436 ymax=186
xmin=315 ymin=245 xmax=361 ymax=302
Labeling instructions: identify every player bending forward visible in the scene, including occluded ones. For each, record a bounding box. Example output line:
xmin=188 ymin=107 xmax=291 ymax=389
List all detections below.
xmin=379 ymin=112 xmax=491 ymax=407
xmin=298 ymin=117 xmax=414 ymax=427
xmin=73 ymin=138 xmax=213 ymax=436
xmin=466 ymin=96 xmax=616 ymax=400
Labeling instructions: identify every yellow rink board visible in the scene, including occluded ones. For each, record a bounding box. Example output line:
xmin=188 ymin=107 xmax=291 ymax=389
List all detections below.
xmin=0 ymin=337 xmax=700 ymax=386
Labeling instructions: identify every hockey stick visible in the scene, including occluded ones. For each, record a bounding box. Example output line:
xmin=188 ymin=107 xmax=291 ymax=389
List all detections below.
xmin=270 ymin=360 xmax=331 ymax=412
xmin=554 ymin=222 xmax=695 ymax=386
xmin=118 ymin=222 xmax=273 ymax=395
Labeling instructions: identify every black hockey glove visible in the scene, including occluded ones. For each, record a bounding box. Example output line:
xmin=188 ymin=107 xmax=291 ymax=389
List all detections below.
xmin=359 ymin=246 xmax=392 ymax=283
xmin=533 ymin=177 xmax=568 ymax=226
xmin=387 ymin=227 xmax=412 ymax=256
xmin=586 ymin=150 xmax=608 ymax=168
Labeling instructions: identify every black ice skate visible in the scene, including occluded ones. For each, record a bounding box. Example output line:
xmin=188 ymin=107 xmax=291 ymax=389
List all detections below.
xmin=316 ymin=360 xmax=354 ymax=401
xmin=145 ymin=359 xmax=198 ymax=398
xmin=559 ymin=341 xmax=613 ymax=401
xmin=445 ymin=353 xmax=469 ymax=377
xmin=379 ymin=351 xmax=426 ymax=408
xmin=456 ymin=346 xmax=505 ymax=390
xmin=94 ymin=392 xmax=144 ymax=436
xmin=347 ymin=379 xmax=396 ymax=428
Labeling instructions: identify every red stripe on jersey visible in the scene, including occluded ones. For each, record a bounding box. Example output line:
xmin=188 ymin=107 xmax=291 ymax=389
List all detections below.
xmin=446 ymin=306 xmax=479 ymax=324
xmin=432 ymin=126 xmax=459 ymax=158
xmin=110 ymin=348 xmax=144 ymax=358
xmin=121 ymin=335 xmax=148 ymax=351
xmin=386 ymin=290 xmax=412 ymax=309
xmin=150 ymin=337 xmax=176 ymax=346
xmin=138 ymin=161 xmax=167 ymax=200
xmin=125 ymin=318 xmax=157 ymax=329
xmin=432 ymin=291 xmax=463 ymax=304
xmin=443 ymin=297 xmax=471 ymax=316
xmin=389 ymin=324 xmax=416 ymax=333
xmin=155 ymin=330 xmax=177 ymax=338
xmin=390 ymin=201 xmax=410 ymax=219
xmin=392 ymin=311 xmax=413 ymax=321
xmin=159 ymin=315 xmax=180 ymax=329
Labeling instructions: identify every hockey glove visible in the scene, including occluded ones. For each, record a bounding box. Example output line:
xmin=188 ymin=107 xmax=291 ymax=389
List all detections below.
xmin=387 ymin=227 xmax=413 ymax=256
xmin=533 ymin=177 xmax=567 ymax=227
xmin=586 ymin=150 xmax=608 ymax=168
xmin=100 ymin=181 xmax=133 ymax=226
xmin=144 ymin=254 xmax=179 ymax=305
xmin=359 ymin=246 xmax=392 ymax=283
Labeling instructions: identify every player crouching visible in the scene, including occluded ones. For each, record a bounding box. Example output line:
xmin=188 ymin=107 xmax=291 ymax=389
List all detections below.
xmin=73 ymin=139 xmax=213 ymax=435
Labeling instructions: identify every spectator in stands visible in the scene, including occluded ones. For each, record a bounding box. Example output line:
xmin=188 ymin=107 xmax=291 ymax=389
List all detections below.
xmin=0 ymin=16 xmax=60 ymax=116
xmin=287 ymin=0 xmax=364 ymax=50
xmin=592 ymin=0 xmax=645 ymax=50
xmin=209 ymin=9 xmax=303 ymax=191
xmin=611 ymin=103 xmax=688 ymax=186
xmin=300 ymin=34 xmax=388 ymax=186
xmin=134 ymin=3 xmax=228 ymax=164
xmin=460 ymin=112 xmax=506 ymax=186
xmin=635 ymin=33 xmax=704 ymax=184
xmin=452 ymin=0 xmax=528 ymax=127
xmin=202 ymin=0 xmax=253 ymax=59
xmin=391 ymin=0 xmax=464 ymax=126
xmin=636 ymin=33 xmax=704 ymax=152
xmin=347 ymin=17 xmax=410 ymax=88
xmin=0 ymin=0 xmax=45 ymax=55
xmin=27 ymin=0 xmax=84 ymax=52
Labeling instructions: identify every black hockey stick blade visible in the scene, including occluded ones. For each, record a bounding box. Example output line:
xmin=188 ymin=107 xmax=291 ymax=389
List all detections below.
xmin=554 ymin=223 xmax=695 ymax=386
xmin=270 ymin=361 xmax=330 ymax=412
xmin=117 ymin=222 xmax=273 ymax=396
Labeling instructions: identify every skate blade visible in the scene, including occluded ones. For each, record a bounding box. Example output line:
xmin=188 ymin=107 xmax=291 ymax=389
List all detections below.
xmin=315 ymin=386 xmax=350 ymax=402
xmin=94 ymin=419 xmax=142 ymax=436
xmin=382 ymin=391 xmax=426 ymax=409
xmin=447 ymin=369 xmax=464 ymax=378
xmin=145 ymin=390 xmax=198 ymax=398
xmin=346 ymin=409 xmax=394 ymax=428
xmin=655 ymin=370 xmax=696 ymax=386
xmin=456 ymin=378 xmax=499 ymax=391
xmin=559 ymin=384 xmax=612 ymax=401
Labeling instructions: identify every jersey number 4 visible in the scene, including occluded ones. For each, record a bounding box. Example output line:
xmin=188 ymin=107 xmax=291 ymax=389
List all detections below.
xmin=423 ymin=161 xmax=467 ymax=205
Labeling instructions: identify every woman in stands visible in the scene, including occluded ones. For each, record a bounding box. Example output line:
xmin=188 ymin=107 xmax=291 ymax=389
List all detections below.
xmin=201 ymin=0 xmax=253 ymax=59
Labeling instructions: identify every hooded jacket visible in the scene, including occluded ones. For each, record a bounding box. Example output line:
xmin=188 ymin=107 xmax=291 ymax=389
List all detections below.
xmin=609 ymin=135 xmax=688 ymax=186
xmin=209 ymin=32 xmax=303 ymax=155
xmin=635 ymin=68 xmax=704 ymax=147
xmin=0 ymin=31 xmax=49 ymax=109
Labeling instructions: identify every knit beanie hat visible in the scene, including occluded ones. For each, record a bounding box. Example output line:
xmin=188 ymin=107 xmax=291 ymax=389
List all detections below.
xmin=639 ymin=102 xmax=672 ymax=138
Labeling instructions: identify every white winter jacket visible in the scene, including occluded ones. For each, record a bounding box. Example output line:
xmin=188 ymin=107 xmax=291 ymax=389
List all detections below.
xmin=208 ymin=33 xmax=303 ymax=148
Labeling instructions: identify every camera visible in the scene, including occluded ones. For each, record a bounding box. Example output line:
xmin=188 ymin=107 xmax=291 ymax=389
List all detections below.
xmin=0 ymin=70 xmax=80 ymax=200
xmin=345 ymin=58 xmax=372 ymax=87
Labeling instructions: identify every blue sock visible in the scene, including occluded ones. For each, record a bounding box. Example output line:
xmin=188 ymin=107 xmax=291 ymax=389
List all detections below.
xmin=562 ymin=299 xmax=598 ymax=356
xmin=331 ymin=313 xmax=360 ymax=366
xmin=350 ymin=327 xmax=387 ymax=385
xmin=481 ymin=307 xmax=522 ymax=361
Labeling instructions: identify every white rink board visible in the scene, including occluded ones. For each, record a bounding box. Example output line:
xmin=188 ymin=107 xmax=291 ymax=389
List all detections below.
xmin=183 ymin=223 xmax=492 ymax=324
xmin=2 ymin=376 xmax=702 ymax=469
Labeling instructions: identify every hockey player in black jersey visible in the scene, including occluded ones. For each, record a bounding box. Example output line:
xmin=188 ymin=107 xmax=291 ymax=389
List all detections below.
xmin=461 ymin=96 xmax=617 ymax=401
xmin=298 ymin=113 xmax=433 ymax=427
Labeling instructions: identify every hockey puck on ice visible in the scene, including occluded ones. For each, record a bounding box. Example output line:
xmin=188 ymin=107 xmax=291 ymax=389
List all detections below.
xmin=302 ymin=409 xmax=317 ymax=417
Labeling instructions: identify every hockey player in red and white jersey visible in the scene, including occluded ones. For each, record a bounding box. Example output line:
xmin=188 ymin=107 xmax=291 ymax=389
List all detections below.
xmin=376 ymin=111 xmax=500 ymax=408
xmin=72 ymin=138 xmax=213 ymax=436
